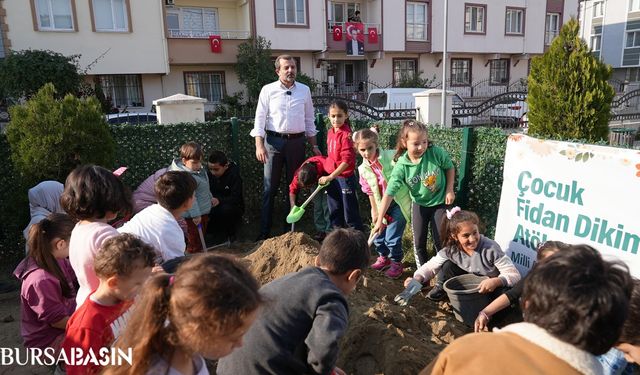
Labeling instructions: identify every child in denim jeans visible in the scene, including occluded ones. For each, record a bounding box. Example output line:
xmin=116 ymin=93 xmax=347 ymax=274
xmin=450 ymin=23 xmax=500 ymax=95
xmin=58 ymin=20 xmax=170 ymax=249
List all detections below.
xmin=353 ymin=127 xmax=410 ymax=278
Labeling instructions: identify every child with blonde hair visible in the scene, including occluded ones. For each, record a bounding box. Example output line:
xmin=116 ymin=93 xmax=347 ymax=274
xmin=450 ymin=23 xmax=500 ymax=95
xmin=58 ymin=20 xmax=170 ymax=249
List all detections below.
xmin=395 ymin=207 xmax=520 ymax=304
xmin=168 ymin=141 xmax=213 ymax=253
xmin=353 ymin=126 xmax=411 ymax=278
xmin=104 ymin=253 xmax=263 ymax=375
xmin=60 ymin=164 xmax=132 ymax=307
xmin=14 ymin=213 xmax=77 ymax=352
xmin=372 ymin=120 xmax=455 ymax=268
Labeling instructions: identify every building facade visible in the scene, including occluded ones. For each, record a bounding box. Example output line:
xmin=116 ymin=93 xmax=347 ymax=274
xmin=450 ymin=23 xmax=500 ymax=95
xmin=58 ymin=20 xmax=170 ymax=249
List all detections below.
xmin=579 ymin=0 xmax=640 ymax=90
xmin=2 ymin=0 xmax=578 ymax=112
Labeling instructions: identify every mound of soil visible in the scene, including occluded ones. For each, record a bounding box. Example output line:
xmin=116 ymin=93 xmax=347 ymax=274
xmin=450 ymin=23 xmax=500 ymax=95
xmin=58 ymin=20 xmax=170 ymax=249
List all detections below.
xmin=245 ymin=232 xmax=320 ymax=284
xmin=244 ymin=232 xmax=470 ymax=375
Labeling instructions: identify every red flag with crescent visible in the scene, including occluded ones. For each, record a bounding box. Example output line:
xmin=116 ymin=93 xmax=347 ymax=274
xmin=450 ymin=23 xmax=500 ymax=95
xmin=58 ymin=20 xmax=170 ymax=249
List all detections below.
xmin=209 ymin=35 xmax=222 ymax=53
xmin=332 ymin=25 xmax=342 ymax=41
xmin=368 ymin=27 xmax=378 ymax=43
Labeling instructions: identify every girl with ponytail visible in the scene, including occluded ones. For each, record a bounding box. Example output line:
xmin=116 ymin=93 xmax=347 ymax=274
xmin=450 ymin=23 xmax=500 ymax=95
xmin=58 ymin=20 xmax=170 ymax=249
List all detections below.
xmin=105 ymin=253 xmax=263 ymax=375
xmin=14 ymin=213 xmax=77 ymax=351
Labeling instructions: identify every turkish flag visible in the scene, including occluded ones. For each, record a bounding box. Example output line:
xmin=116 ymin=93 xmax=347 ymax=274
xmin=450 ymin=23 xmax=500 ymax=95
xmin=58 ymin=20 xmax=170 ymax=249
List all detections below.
xmin=209 ymin=35 xmax=222 ymax=53
xmin=332 ymin=25 xmax=342 ymax=41
xmin=368 ymin=27 xmax=378 ymax=43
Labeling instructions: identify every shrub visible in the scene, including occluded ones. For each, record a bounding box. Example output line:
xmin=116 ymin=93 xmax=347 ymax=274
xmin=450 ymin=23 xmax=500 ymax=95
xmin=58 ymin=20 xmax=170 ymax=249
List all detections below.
xmin=0 ymin=49 xmax=81 ymax=101
xmin=6 ymin=83 xmax=115 ymax=186
xmin=527 ymin=18 xmax=614 ymax=142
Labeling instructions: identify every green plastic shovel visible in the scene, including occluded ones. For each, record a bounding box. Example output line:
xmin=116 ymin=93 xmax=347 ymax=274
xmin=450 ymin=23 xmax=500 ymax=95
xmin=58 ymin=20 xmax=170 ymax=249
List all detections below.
xmin=286 ymin=183 xmax=328 ymax=224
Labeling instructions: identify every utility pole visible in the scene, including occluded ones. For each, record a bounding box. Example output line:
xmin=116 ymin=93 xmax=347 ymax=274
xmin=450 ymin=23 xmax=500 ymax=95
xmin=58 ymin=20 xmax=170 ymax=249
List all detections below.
xmin=440 ymin=0 xmax=449 ymax=127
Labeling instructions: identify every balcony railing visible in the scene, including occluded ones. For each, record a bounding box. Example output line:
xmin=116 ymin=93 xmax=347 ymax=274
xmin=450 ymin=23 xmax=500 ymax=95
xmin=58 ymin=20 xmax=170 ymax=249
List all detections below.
xmin=167 ymin=29 xmax=250 ymax=39
xmin=326 ymin=21 xmax=382 ymax=34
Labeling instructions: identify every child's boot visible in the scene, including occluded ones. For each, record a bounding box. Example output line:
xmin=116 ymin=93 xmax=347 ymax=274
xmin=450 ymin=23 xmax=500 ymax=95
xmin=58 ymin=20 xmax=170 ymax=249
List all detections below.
xmin=385 ymin=261 xmax=404 ymax=279
xmin=427 ymin=285 xmax=447 ymax=302
xmin=371 ymin=256 xmax=391 ymax=271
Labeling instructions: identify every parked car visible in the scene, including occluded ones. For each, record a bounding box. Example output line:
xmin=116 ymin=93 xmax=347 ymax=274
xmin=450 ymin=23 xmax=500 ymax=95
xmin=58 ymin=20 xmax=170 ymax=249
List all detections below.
xmin=367 ymin=88 xmax=425 ymax=110
xmin=105 ymin=112 xmax=157 ymax=125
xmin=489 ymin=98 xmax=528 ymax=125
xmin=451 ymin=93 xmax=473 ymax=126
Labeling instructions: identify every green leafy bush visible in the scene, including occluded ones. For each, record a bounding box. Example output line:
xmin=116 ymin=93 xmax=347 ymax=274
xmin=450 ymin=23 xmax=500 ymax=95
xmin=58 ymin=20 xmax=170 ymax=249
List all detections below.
xmin=0 ymin=49 xmax=81 ymax=101
xmin=6 ymin=83 xmax=115 ymax=186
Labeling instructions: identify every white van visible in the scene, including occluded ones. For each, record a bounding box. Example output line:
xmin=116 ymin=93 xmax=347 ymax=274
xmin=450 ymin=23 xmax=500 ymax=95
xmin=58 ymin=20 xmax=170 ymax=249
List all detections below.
xmin=366 ymin=88 xmax=425 ymax=110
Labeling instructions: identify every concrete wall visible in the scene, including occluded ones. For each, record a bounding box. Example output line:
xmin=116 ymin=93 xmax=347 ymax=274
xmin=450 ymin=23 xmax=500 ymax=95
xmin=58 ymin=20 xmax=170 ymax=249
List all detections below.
xmin=4 ymin=0 xmax=168 ymax=75
xmin=254 ymin=0 xmax=325 ymax=51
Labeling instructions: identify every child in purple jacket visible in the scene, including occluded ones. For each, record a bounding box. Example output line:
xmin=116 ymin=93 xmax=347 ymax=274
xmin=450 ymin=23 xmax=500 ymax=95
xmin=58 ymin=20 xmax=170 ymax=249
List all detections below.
xmin=14 ymin=213 xmax=78 ymax=351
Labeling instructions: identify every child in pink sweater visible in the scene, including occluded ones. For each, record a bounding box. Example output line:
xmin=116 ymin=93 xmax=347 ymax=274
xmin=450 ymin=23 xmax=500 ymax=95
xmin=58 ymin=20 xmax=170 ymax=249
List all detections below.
xmin=60 ymin=165 xmax=132 ymax=307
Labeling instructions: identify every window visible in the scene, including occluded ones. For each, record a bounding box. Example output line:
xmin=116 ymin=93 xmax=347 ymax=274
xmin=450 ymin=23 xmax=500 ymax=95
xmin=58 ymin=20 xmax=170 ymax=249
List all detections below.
xmin=465 ymin=4 xmax=486 ymax=34
xmin=631 ymin=0 xmax=640 ymax=12
xmin=34 ymin=0 xmax=74 ymax=31
xmin=489 ymin=59 xmax=509 ymax=85
xmin=505 ymin=8 xmax=524 ymax=35
xmin=98 ymin=75 xmax=143 ymax=108
xmin=166 ymin=8 xmax=218 ymax=38
xmin=450 ymin=58 xmax=471 ymax=86
xmin=626 ymin=30 xmax=640 ymax=48
xmin=393 ymin=59 xmax=417 ymax=85
xmin=276 ymin=0 xmax=306 ymax=25
xmin=330 ymin=2 xmax=359 ymax=24
xmin=591 ymin=35 xmax=602 ymax=52
xmin=406 ymin=2 xmax=427 ymax=41
xmin=593 ymin=1 xmax=604 ymax=18
xmin=184 ymin=72 xmax=225 ymax=103
xmin=626 ymin=67 xmax=640 ymax=82
xmin=545 ymin=13 xmax=560 ymax=45
xmin=92 ymin=0 xmax=128 ymax=32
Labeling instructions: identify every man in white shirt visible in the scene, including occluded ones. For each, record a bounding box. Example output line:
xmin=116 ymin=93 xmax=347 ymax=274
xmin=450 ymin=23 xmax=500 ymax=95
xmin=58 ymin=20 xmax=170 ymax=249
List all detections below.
xmin=251 ymin=55 xmax=321 ymax=240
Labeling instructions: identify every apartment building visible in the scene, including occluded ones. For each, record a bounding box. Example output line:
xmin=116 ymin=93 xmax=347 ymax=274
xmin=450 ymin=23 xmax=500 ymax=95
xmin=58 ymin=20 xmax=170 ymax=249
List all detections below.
xmin=1 ymin=0 xmax=578 ymax=113
xmin=2 ymin=0 xmax=168 ymax=112
xmin=579 ymin=0 xmax=640 ymax=89
xmin=0 ymin=2 xmax=8 ymax=59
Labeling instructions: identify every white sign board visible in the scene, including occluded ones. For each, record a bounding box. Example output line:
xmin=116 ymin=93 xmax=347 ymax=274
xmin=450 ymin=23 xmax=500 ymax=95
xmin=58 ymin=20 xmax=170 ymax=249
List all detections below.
xmin=494 ymin=135 xmax=640 ymax=278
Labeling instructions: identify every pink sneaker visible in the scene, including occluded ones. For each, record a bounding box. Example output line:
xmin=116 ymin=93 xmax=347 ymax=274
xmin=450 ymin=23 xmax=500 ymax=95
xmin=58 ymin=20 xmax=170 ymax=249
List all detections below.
xmin=371 ymin=256 xmax=391 ymax=271
xmin=385 ymin=261 xmax=404 ymax=279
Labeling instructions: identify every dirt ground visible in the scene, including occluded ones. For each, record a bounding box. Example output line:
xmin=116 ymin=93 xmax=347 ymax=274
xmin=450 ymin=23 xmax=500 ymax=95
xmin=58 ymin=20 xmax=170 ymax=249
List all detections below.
xmin=0 ymin=232 xmax=470 ymax=375
xmin=244 ymin=232 xmax=470 ymax=375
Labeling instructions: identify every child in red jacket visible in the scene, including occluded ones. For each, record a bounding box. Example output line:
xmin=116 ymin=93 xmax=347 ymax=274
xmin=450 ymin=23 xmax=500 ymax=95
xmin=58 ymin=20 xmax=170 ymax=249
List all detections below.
xmin=318 ymin=100 xmax=363 ymax=231
xmin=289 ymin=155 xmax=331 ymax=241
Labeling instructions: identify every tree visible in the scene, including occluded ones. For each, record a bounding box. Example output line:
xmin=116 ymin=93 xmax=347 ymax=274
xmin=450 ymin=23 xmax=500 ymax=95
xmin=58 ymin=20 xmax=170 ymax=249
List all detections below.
xmin=0 ymin=49 xmax=81 ymax=101
xmin=6 ymin=83 xmax=115 ymax=186
xmin=527 ymin=18 xmax=614 ymax=142
xmin=235 ymin=37 xmax=275 ymax=103
xmin=395 ymin=70 xmax=437 ymax=88
xmin=296 ymin=72 xmax=319 ymax=92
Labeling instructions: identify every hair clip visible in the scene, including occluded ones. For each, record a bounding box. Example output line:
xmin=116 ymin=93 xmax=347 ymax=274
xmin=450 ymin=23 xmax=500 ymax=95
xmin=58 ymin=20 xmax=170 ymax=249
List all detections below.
xmin=446 ymin=206 xmax=461 ymax=219
xmin=369 ymin=126 xmax=378 ymax=134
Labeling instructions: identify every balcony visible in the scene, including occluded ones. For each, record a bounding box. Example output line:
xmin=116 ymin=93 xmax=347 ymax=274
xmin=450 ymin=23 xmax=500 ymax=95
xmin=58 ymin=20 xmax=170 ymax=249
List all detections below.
xmin=167 ymin=29 xmax=250 ymax=39
xmin=165 ymin=5 xmax=250 ymax=63
xmin=325 ymin=21 xmax=382 ymax=54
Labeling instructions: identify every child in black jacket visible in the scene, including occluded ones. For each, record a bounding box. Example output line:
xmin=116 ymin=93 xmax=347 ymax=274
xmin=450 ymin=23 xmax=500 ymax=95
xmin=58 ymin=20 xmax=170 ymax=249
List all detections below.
xmin=206 ymin=150 xmax=244 ymax=243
